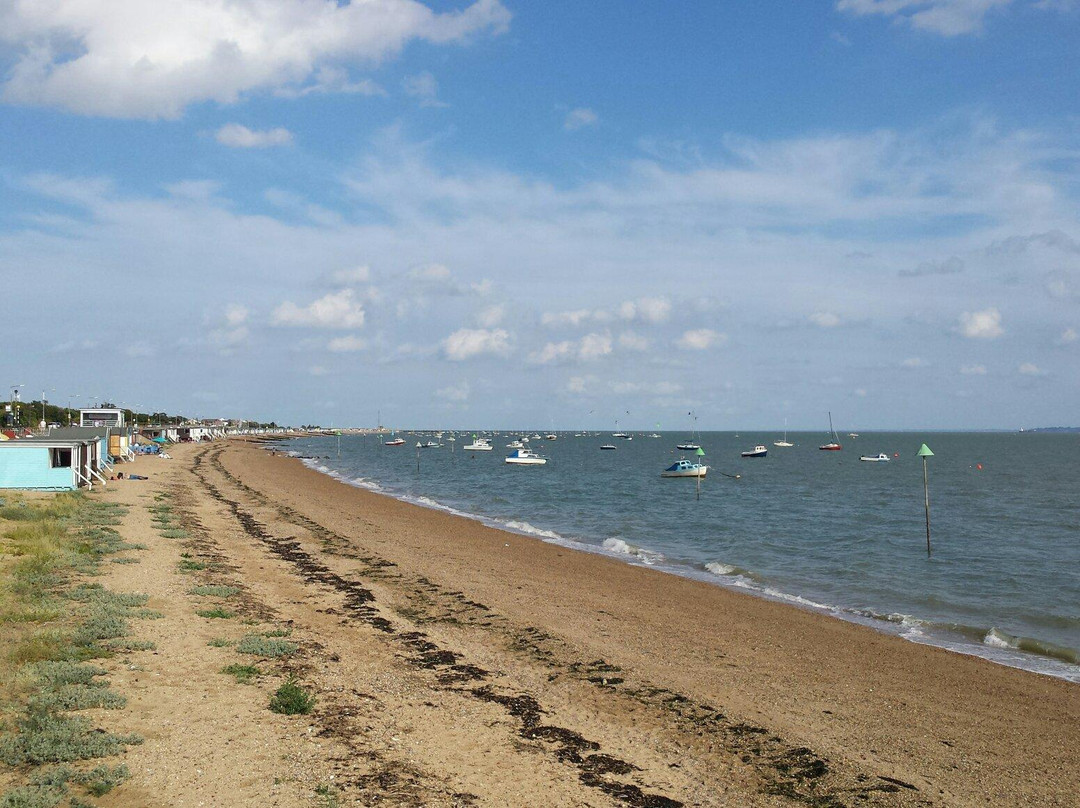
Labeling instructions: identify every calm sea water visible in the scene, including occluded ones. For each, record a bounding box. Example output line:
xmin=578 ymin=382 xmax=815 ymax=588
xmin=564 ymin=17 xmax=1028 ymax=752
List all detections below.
xmin=283 ymin=431 xmax=1080 ymax=682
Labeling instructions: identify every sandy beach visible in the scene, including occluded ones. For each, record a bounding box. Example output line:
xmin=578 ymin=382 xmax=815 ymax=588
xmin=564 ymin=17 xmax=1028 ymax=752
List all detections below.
xmin=72 ymin=438 xmax=1078 ymax=807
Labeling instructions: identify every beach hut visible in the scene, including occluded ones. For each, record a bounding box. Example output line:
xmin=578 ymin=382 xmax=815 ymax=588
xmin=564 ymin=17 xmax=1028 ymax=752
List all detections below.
xmin=0 ymin=439 xmax=102 ymax=490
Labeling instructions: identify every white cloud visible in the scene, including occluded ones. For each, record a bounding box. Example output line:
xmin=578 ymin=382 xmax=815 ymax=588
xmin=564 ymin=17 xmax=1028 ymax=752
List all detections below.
xmin=960 ymin=364 xmax=987 ymax=375
xmin=329 ymin=266 xmax=371 ymax=286
xmin=1018 ymin=362 xmax=1043 ymax=376
xmin=619 ymin=297 xmax=671 ymax=324
xmin=566 ymin=376 xmax=594 ymax=394
xmin=900 ymin=357 xmax=926 ymax=368
xmin=618 ymin=331 xmax=649 ymax=351
xmin=810 ymin=312 xmax=842 ymax=328
xmin=530 ymin=341 xmax=575 ymax=365
xmin=272 ymin=289 xmax=366 ymax=329
xmin=327 ymin=335 xmax=367 ymax=352
xmin=579 ymin=332 xmax=613 ymax=360
xmin=476 ymin=304 xmax=505 ymax=327
xmin=0 ymin=0 xmax=511 ymax=119
xmin=403 ymin=71 xmax=448 ymax=107
xmin=224 ymin=304 xmax=249 ymax=327
xmin=409 ymin=263 xmax=453 ymax=282
xmin=1056 ymin=327 xmax=1078 ymax=345
xmin=676 ymin=328 xmax=724 ymax=350
xmin=443 ymin=328 xmax=511 ymax=360
xmin=542 ymin=309 xmax=593 ymax=328
xmin=215 ymin=124 xmax=293 ymax=148
xmin=564 ymin=107 xmax=598 ymax=131
xmin=958 ymin=307 xmax=1003 ymax=339
xmin=836 ymin=0 xmax=1014 ymax=37
xmin=436 ymin=381 xmax=470 ymax=402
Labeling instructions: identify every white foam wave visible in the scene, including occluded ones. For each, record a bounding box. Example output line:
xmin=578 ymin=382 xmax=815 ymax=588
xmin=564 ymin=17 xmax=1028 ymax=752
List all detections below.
xmin=984 ymin=627 xmax=1017 ymax=649
xmin=602 ymin=537 xmax=664 ymax=565
xmin=705 ymin=562 xmax=738 ymax=576
xmin=503 ymin=520 xmax=565 ymax=541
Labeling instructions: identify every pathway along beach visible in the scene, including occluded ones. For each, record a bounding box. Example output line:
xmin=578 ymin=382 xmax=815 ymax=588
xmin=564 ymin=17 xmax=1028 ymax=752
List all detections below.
xmin=45 ymin=439 xmax=1077 ymax=806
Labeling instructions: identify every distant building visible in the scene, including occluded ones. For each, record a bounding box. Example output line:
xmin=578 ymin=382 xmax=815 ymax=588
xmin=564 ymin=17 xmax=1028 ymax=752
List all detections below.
xmin=79 ymin=408 xmax=125 ymax=428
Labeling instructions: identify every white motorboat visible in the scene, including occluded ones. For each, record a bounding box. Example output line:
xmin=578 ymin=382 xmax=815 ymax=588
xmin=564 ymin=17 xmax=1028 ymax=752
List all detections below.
xmin=741 ymin=445 xmax=768 ymax=458
xmin=464 ymin=437 xmax=493 ymax=451
xmin=506 ymin=440 xmax=525 ymax=448
xmin=505 ymin=448 xmax=547 ymax=465
xmin=384 ymin=437 xmax=405 ymax=446
xmin=860 ymin=453 xmax=890 ymax=462
xmin=661 ymin=459 xmax=708 ymax=478
xmin=545 ymin=433 xmax=557 ymax=440
xmin=600 ymin=444 xmax=617 ymax=451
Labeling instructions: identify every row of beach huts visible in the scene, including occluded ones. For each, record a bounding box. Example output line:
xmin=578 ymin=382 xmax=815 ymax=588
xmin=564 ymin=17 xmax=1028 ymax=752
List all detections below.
xmin=0 ymin=408 xmax=251 ymax=491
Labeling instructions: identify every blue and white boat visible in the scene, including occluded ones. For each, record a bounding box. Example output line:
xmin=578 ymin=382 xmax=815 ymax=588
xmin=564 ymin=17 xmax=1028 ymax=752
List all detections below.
xmin=741 ymin=445 xmax=768 ymax=458
xmin=660 ymin=459 xmax=708 ymax=478
xmin=505 ymin=448 xmax=547 ymax=465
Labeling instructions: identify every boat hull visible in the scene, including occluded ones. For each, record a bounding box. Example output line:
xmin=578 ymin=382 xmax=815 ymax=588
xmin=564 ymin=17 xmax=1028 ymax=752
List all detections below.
xmin=741 ymin=451 xmax=767 ymax=458
xmin=819 ymin=443 xmax=842 ymax=451
xmin=660 ymin=468 xmax=707 ymax=478
xmin=505 ymin=457 xmax=546 ymax=465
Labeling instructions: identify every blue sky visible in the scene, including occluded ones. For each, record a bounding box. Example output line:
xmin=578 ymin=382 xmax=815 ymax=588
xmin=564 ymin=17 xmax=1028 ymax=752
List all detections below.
xmin=1 ymin=0 xmax=1078 ymax=429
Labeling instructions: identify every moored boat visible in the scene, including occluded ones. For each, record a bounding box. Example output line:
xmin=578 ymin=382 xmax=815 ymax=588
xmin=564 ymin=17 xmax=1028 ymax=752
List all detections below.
xmin=384 ymin=437 xmax=405 ymax=446
xmin=860 ymin=453 xmax=890 ymax=462
xmin=661 ymin=459 xmax=708 ymax=478
xmin=464 ymin=437 xmax=493 ymax=451
xmin=741 ymin=445 xmax=768 ymax=458
xmin=505 ymin=448 xmax=547 ymax=465
xmin=819 ymin=412 xmax=842 ymax=451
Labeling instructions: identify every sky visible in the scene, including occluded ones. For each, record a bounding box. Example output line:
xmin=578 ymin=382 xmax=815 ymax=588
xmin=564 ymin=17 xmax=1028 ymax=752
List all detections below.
xmin=1 ymin=0 xmax=1078 ymax=430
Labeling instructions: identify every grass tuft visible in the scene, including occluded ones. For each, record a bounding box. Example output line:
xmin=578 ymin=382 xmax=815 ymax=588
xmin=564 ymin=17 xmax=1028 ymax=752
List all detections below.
xmin=189 ymin=585 xmax=239 ymax=598
xmin=236 ymin=635 xmax=297 ymax=658
xmin=196 ymin=608 xmax=234 ymax=620
xmin=221 ymin=663 xmax=260 ymax=684
xmin=269 ymin=678 xmax=315 ymax=715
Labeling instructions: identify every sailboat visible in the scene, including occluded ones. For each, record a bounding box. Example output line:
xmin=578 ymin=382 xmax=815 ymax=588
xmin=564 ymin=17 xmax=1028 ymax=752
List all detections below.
xmin=676 ymin=411 xmax=700 ymax=451
xmin=773 ymin=418 xmax=793 ymax=448
xmin=819 ymin=412 xmax=842 ymax=451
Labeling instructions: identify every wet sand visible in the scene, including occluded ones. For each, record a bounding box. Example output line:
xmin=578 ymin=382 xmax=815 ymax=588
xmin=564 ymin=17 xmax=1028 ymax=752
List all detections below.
xmin=97 ymin=439 xmax=1078 ymax=806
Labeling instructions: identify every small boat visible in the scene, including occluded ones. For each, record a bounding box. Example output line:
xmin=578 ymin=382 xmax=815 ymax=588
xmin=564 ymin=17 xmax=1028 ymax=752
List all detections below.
xmin=676 ymin=442 xmax=699 ymax=451
xmin=819 ymin=412 xmax=842 ymax=451
xmin=741 ymin=445 xmax=768 ymax=458
xmin=423 ymin=441 xmax=440 ymax=448
xmin=506 ymin=440 xmax=525 ymax=448
xmin=505 ymin=448 xmax=547 ymax=465
xmin=464 ymin=437 xmax=493 ymax=451
xmin=545 ymin=433 xmax=557 ymax=440
xmin=384 ymin=437 xmax=405 ymax=447
xmin=649 ymin=433 xmax=661 ymax=438
xmin=860 ymin=453 xmax=890 ymax=462
xmin=661 ymin=459 xmax=708 ymax=478
xmin=774 ymin=419 xmax=793 ymax=447
xmin=612 ymin=432 xmax=629 ymax=439
xmin=600 ymin=444 xmax=617 ymax=450
xmin=530 ymin=434 xmax=542 ymax=440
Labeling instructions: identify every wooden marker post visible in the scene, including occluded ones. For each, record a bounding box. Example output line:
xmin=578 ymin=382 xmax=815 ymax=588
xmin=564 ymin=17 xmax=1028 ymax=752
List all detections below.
xmin=917 ymin=443 xmax=934 ymax=556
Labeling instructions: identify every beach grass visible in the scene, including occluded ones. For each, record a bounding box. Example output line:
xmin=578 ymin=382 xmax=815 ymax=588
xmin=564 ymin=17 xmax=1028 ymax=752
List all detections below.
xmin=0 ymin=493 xmax=145 ymax=804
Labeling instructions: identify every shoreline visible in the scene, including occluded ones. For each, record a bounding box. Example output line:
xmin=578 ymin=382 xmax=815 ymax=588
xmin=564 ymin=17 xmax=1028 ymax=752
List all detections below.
xmin=230 ymin=438 xmax=1078 ymax=805
xmin=289 ymin=446 xmax=1080 ymax=683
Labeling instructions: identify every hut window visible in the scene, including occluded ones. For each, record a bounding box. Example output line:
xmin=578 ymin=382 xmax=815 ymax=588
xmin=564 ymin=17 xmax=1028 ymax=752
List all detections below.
xmin=50 ymin=448 xmax=72 ymax=468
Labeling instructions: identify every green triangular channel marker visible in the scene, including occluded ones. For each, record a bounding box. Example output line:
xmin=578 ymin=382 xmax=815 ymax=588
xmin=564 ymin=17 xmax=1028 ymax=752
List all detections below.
xmin=917 ymin=443 xmax=934 ymax=457
xmin=695 ymin=447 xmax=706 ymax=456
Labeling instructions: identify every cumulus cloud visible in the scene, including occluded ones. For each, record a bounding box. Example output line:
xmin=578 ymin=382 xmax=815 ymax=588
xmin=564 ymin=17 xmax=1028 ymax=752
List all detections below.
xmin=579 ymin=332 xmax=613 ymax=360
xmin=272 ymin=289 xmax=366 ymax=329
xmin=958 ymin=307 xmax=1003 ymax=339
xmin=223 ymin=304 xmax=249 ymax=327
xmin=476 ymin=304 xmax=505 ymax=327
xmin=0 ymin=0 xmax=511 ymax=118
xmin=810 ymin=312 xmax=841 ymax=328
xmin=619 ymin=297 xmax=671 ymax=324
xmin=443 ymin=328 xmax=511 ymax=360
xmin=1057 ymin=327 xmax=1078 ymax=345
xmin=836 ymin=0 xmax=1014 ymax=37
xmin=960 ymin=364 xmax=987 ymax=375
xmin=328 ymin=266 xmax=372 ymax=286
xmin=1018 ymin=362 xmax=1043 ymax=376
xmin=542 ymin=309 xmax=594 ymax=328
xmin=618 ymin=331 xmax=649 ymax=351
xmin=436 ymin=381 xmax=470 ymax=402
xmin=403 ymin=71 xmax=448 ymax=107
xmin=409 ymin=263 xmax=453 ymax=282
xmin=564 ymin=107 xmax=598 ymax=131
xmin=676 ymin=328 xmax=724 ymax=350
xmin=327 ymin=335 xmax=367 ymax=352
xmin=530 ymin=341 xmax=574 ymax=365
xmin=215 ymin=123 xmax=293 ymax=148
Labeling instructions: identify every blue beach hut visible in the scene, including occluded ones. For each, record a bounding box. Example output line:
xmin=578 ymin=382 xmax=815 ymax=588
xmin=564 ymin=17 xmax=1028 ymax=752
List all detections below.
xmin=0 ymin=439 xmax=101 ymax=491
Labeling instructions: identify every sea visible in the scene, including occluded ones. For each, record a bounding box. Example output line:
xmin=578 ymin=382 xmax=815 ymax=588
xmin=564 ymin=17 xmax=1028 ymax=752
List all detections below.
xmin=281 ymin=430 xmax=1080 ymax=683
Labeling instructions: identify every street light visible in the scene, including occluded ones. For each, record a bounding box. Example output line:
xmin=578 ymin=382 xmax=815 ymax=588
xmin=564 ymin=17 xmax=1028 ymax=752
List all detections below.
xmin=8 ymin=384 xmax=25 ymax=429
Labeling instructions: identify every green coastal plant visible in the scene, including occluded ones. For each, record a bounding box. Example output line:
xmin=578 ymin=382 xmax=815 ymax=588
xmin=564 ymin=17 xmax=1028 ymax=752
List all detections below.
xmin=236 ymin=635 xmax=297 ymax=658
xmin=196 ymin=607 xmax=234 ymax=620
xmin=221 ymin=663 xmax=260 ymax=684
xmin=269 ymin=678 xmax=315 ymax=715
xmin=189 ymin=585 xmax=239 ymax=598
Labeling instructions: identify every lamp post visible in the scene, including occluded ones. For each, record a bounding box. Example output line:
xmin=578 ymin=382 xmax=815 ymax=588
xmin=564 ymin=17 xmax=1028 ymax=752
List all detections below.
xmin=9 ymin=384 xmax=25 ymax=429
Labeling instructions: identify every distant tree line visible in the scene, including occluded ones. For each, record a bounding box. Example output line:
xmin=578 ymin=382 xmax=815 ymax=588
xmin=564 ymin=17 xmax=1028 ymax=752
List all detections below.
xmin=2 ymin=399 xmax=276 ymax=429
